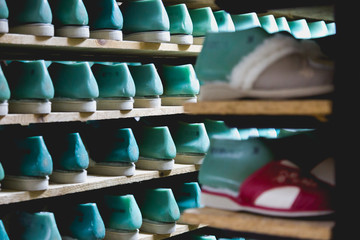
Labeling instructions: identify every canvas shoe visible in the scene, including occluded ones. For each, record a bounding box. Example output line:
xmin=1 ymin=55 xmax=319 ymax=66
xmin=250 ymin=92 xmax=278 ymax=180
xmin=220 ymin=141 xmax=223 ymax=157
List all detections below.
xmin=7 ymin=0 xmax=54 ymax=36
xmin=160 ymin=64 xmax=200 ymax=105
xmin=48 ymin=61 xmax=99 ymax=112
xmin=195 ymin=27 xmax=334 ymax=100
xmin=121 ymin=0 xmax=170 ymax=43
xmin=172 ymin=122 xmax=209 ymax=165
xmin=10 ymin=212 xmax=61 ymax=240
xmin=139 ymin=188 xmax=180 ymax=234
xmin=275 ymin=17 xmax=291 ymax=33
xmin=175 ymin=182 xmax=202 ymax=213
xmin=0 ymin=220 xmax=9 ymax=240
xmin=128 ymin=63 xmax=163 ymax=108
xmin=136 ymin=126 xmax=176 ymax=170
xmin=198 ymin=132 xmax=334 ymax=217
xmin=308 ymin=20 xmax=330 ymax=39
xmin=258 ymin=15 xmax=279 ymax=34
xmin=0 ymin=65 xmax=10 ymax=115
xmin=103 ymin=194 xmax=142 ymax=240
xmin=213 ymin=10 xmax=235 ymax=32
xmin=1 ymin=134 xmax=53 ymax=191
xmin=84 ymin=0 xmax=123 ymax=40
xmin=50 ymin=0 xmax=90 ymax=38
xmin=288 ymin=19 xmax=311 ymax=39
xmin=165 ymin=3 xmax=193 ymax=44
xmin=92 ymin=62 xmax=135 ymax=110
xmin=84 ymin=127 xmax=139 ymax=176
xmin=0 ymin=0 xmax=9 ymax=33
xmin=65 ymin=203 xmax=105 ymax=240
xmin=5 ymin=60 xmax=54 ymax=114
xmin=44 ymin=132 xmax=89 ymax=184
xmin=189 ymin=7 xmax=218 ymax=44
xmin=204 ymin=119 xmax=241 ymax=140
xmin=231 ymin=12 xmax=261 ymax=31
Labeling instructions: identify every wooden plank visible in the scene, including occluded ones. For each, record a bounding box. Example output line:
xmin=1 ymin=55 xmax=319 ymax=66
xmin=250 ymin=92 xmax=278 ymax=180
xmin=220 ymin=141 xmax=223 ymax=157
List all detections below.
xmin=184 ymin=100 xmax=332 ymax=116
xmin=0 ymin=106 xmax=184 ymax=125
xmin=0 ymin=33 xmax=201 ymax=57
xmin=0 ymin=164 xmax=199 ymax=205
xmin=180 ymin=207 xmax=335 ymax=240
xmin=163 ymin=0 xmax=219 ymax=10
xmin=138 ymin=224 xmax=206 ymax=240
xmin=266 ymin=5 xmax=335 ymax=21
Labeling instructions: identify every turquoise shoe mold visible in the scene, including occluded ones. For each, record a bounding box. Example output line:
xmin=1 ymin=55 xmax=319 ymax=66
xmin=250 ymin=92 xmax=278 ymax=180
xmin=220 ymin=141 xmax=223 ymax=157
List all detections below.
xmin=0 ymin=220 xmax=9 ymax=240
xmin=275 ymin=17 xmax=291 ymax=32
xmin=165 ymin=3 xmax=193 ymax=44
xmin=308 ymin=20 xmax=329 ymax=38
xmin=0 ymin=162 xmax=4 ymax=183
xmin=189 ymin=7 xmax=218 ymax=44
xmin=213 ymin=10 xmax=235 ymax=32
xmin=0 ymin=0 xmax=9 ymax=33
xmin=0 ymin=65 xmax=10 ymax=115
xmin=288 ymin=19 xmax=311 ymax=39
xmin=231 ymin=12 xmax=260 ymax=31
xmin=192 ymin=235 xmax=217 ymax=240
xmin=204 ymin=119 xmax=241 ymax=140
xmin=258 ymin=15 xmax=279 ymax=34
xmin=175 ymin=182 xmax=202 ymax=212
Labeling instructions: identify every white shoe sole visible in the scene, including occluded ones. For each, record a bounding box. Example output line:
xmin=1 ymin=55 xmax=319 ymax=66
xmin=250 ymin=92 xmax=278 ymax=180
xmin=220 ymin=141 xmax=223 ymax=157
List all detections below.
xmin=51 ymin=98 xmax=96 ymax=112
xmin=9 ymin=99 xmax=51 ymax=114
xmin=170 ymin=34 xmax=193 ymax=45
xmin=10 ymin=23 xmax=54 ymax=37
xmin=136 ymin=157 xmax=174 ymax=171
xmin=2 ymin=175 xmax=49 ymax=191
xmin=174 ymin=153 xmax=205 ymax=165
xmin=56 ymin=25 xmax=90 ymax=38
xmin=161 ymin=95 xmax=197 ymax=106
xmin=140 ymin=219 xmax=176 ymax=234
xmin=87 ymin=162 xmax=135 ymax=176
xmin=0 ymin=101 xmax=8 ymax=115
xmin=96 ymin=98 xmax=134 ymax=110
xmin=134 ymin=97 xmax=161 ymax=108
xmin=124 ymin=31 xmax=170 ymax=43
xmin=105 ymin=229 xmax=139 ymax=240
xmin=50 ymin=169 xmax=87 ymax=184
xmin=90 ymin=29 xmax=123 ymax=41
xmin=0 ymin=19 xmax=8 ymax=33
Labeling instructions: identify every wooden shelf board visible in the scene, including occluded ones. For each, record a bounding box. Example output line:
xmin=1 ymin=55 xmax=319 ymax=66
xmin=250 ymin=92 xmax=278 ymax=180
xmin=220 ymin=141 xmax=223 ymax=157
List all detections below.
xmin=0 ymin=164 xmax=199 ymax=205
xmin=184 ymin=100 xmax=332 ymax=117
xmin=266 ymin=5 xmax=335 ymax=21
xmin=0 ymin=33 xmax=201 ymax=57
xmin=0 ymin=106 xmax=184 ymax=125
xmin=180 ymin=207 xmax=335 ymax=240
xmin=139 ymin=224 xmax=206 ymax=240
xmin=162 ymin=0 xmax=219 ymax=10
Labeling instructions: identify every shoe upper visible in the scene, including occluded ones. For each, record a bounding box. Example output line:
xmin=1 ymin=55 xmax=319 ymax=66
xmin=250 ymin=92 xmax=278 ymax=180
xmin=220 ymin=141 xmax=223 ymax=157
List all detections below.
xmin=165 ymin=3 xmax=193 ymax=35
xmin=7 ymin=0 xmax=52 ymax=25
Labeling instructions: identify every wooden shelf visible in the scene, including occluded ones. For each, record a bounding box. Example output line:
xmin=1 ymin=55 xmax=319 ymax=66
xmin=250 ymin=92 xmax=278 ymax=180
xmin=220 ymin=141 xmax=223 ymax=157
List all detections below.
xmin=0 ymin=33 xmax=201 ymax=58
xmin=180 ymin=207 xmax=335 ymax=240
xmin=139 ymin=224 xmax=206 ymax=240
xmin=0 ymin=106 xmax=184 ymax=125
xmin=0 ymin=163 xmax=199 ymax=205
xmin=184 ymin=100 xmax=332 ymax=118
xmin=266 ymin=5 xmax=335 ymax=21
xmin=162 ymin=0 xmax=219 ymax=10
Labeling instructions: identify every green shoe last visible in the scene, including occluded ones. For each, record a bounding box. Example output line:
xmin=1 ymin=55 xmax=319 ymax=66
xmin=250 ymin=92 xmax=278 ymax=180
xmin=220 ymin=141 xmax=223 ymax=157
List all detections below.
xmin=213 ymin=10 xmax=235 ymax=32
xmin=231 ymin=12 xmax=261 ymax=31
xmin=204 ymin=119 xmax=241 ymax=140
xmin=192 ymin=235 xmax=217 ymax=240
xmin=258 ymin=15 xmax=279 ymax=34
xmin=0 ymin=0 xmax=9 ymax=33
xmin=288 ymin=19 xmax=311 ymax=39
xmin=0 ymin=65 xmax=10 ymax=115
xmin=189 ymin=7 xmax=218 ymax=44
xmin=275 ymin=17 xmax=291 ymax=32
xmin=308 ymin=20 xmax=329 ymax=38
xmin=175 ymin=182 xmax=202 ymax=212
xmin=0 ymin=162 xmax=4 ymax=182
xmin=0 ymin=220 xmax=9 ymax=240
xmin=166 ymin=3 xmax=193 ymax=44
xmin=51 ymin=0 xmax=88 ymax=26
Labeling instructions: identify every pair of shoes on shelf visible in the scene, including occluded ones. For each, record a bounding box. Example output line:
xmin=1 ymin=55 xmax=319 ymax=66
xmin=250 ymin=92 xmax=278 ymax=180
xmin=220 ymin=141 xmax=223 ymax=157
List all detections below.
xmin=198 ymin=128 xmax=335 ymax=217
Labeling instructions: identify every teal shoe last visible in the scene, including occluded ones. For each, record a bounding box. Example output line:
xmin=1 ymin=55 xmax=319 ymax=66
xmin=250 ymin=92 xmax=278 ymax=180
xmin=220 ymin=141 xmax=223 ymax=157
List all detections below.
xmin=288 ymin=19 xmax=311 ymax=39
xmin=104 ymin=194 xmax=142 ymax=240
xmin=0 ymin=220 xmax=9 ymax=240
xmin=231 ymin=12 xmax=261 ymax=31
xmin=175 ymin=182 xmax=202 ymax=212
xmin=165 ymin=3 xmax=193 ymax=44
xmin=308 ymin=20 xmax=329 ymax=38
xmin=258 ymin=15 xmax=279 ymax=34
xmin=0 ymin=0 xmax=9 ymax=33
xmin=7 ymin=0 xmax=54 ymax=36
xmin=189 ymin=7 xmax=218 ymax=44
xmin=92 ymin=62 xmax=135 ymax=110
xmin=192 ymin=235 xmax=217 ymax=240
xmin=213 ymin=10 xmax=235 ymax=32
xmin=140 ymin=188 xmax=180 ymax=234
xmin=0 ymin=162 xmax=4 ymax=184
xmin=6 ymin=60 xmax=54 ymax=114
xmin=204 ymin=119 xmax=241 ymax=140
xmin=275 ymin=17 xmax=291 ymax=32
xmin=0 ymin=65 xmax=10 ymax=115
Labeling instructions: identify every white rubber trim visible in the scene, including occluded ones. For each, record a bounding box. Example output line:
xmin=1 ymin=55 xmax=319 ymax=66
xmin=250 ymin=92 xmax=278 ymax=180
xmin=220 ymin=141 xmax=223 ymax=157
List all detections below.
xmin=9 ymin=99 xmax=51 ymax=114
xmin=96 ymin=98 xmax=134 ymax=110
xmin=90 ymin=29 xmax=123 ymax=41
xmin=105 ymin=228 xmax=139 ymax=240
xmin=193 ymin=37 xmax=204 ymax=45
xmin=51 ymin=98 xmax=96 ymax=112
xmin=56 ymin=25 xmax=90 ymax=38
xmin=0 ymin=19 xmax=9 ymax=33
xmin=140 ymin=219 xmax=176 ymax=234
xmin=0 ymin=101 xmax=8 ymax=115
xmin=174 ymin=153 xmax=205 ymax=165
xmin=87 ymin=162 xmax=135 ymax=176
xmin=124 ymin=31 xmax=170 ymax=43
xmin=161 ymin=96 xmax=197 ymax=106
xmin=170 ymin=34 xmax=193 ymax=45
xmin=50 ymin=169 xmax=87 ymax=184
xmin=2 ymin=175 xmax=49 ymax=191
xmin=134 ymin=97 xmax=161 ymax=108
xmin=10 ymin=23 xmax=54 ymax=36
xmin=135 ymin=157 xmax=174 ymax=171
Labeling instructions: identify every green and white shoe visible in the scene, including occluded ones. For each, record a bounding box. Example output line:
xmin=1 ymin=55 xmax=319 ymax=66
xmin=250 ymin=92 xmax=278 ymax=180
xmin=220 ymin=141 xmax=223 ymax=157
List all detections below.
xmin=103 ymin=194 xmax=142 ymax=240
xmin=172 ymin=122 xmax=209 ymax=164
xmin=128 ymin=63 xmax=163 ymax=108
xmin=231 ymin=12 xmax=260 ymax=31
xmin=204 ymin=119 xmax=241 ymax=140
xmin=85 ymin=0 xmax=123 ymax=40
xmin=50 ymin=0 xmax=89 ymax=38
xmin=161 ymin=64 xmax=200 ymax=105
xmin=121 ymin=0 xmax=170 ymax=43
xmin=0 ymin=65 xmax=10 ymax=115
xmin=189 ymin=7 xmax=218 ymax=44
xmin=136 ymin=126 xmax=176 ymax=170
xmin=213 ymin=10 xmax=235 ymax=32
xmin=5 ymin=60 xmax=54 ymax=114
xmin=48 ymin=61 xmax=99 ymax=112
xmin=165 ymin=3 xmax=193 ymax=44
xmin=140 ymin=188 xmax=180 ymax=234
xmin=0 ymin=0 xmax=9 ymax=33
xmin=92 ymin=62 xmax=135 ymax=110
xmin=8 ymin=0 xmax=54 ymax=36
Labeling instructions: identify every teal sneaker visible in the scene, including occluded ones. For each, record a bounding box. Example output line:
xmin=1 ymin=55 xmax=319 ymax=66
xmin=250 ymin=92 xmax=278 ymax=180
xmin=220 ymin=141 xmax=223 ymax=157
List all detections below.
xmin=231 ymin=12 xmax=260 ymax=31
xmin=161 ymin=64 xmax=200 ymax=105
xmin=172 ymin=122 xmax=210 ymax=164
xmin=48 ymin=61 xmax=99 ymax=112
xmin=67 ymin=203 xmax=106 ymax=240
xmin=136 ymin=125 xmax=176 ymax=170
xmin=128 ymin=63 xmax=163 ymax=108
xmin=165 ymin=3 xmax=193 ymax=44
xmin=195 ymin=27 xmax=334 ymax=100
xmin=85 ymin=127 xmax=139 ymax=176
xmin=84 ymin=0 xmax=123 ymax=40
xmin=46 ymin=132 xmax=89 ymax=184
xmin=103 ymin=194 xmax=142 ymax=240
xmin=204 ymin=119 xmax=240 ymax=140
xmin=121 ymin=0 xmax=170 ymax=43
xmin=213 ymin=10 xmax=235 ymax=32
xmin=2 ymin=135 xmax=53 ymax=191
xmin=92 ymin=62 xmax=135 ymax=110
xmin=140 ymin=188 xmax=180 ymax=234
xmin=275 ymin=17 xmax=291 ymax=33
xmin=175 ymin=182 xmax=202 ymax=212
xmin=258 ymin=15 xmax=279 ymax=34
xmin=308 ymin=20 xmax=329 ymax=38
xmin=50 ymin=0 xmax=89 ymax=38
xmin=0 ymin=220 xmax=9 ymax=240
xmin=5 ymin=60 xmax=54 ymax=114
xmin=288 ymin=19 xmax=311 ymax=39
xmin=7 ymin=0 xmax=54 ymax=36
xmin=12 ymin=212 xmax=61 ymax=240
xmin=0 ymin=65 xmax=10 ymax=115
xmin=0 ymin=0 xmax=9 ymax=33
xmin=189 ymin=7 xmax=218 ymax=44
